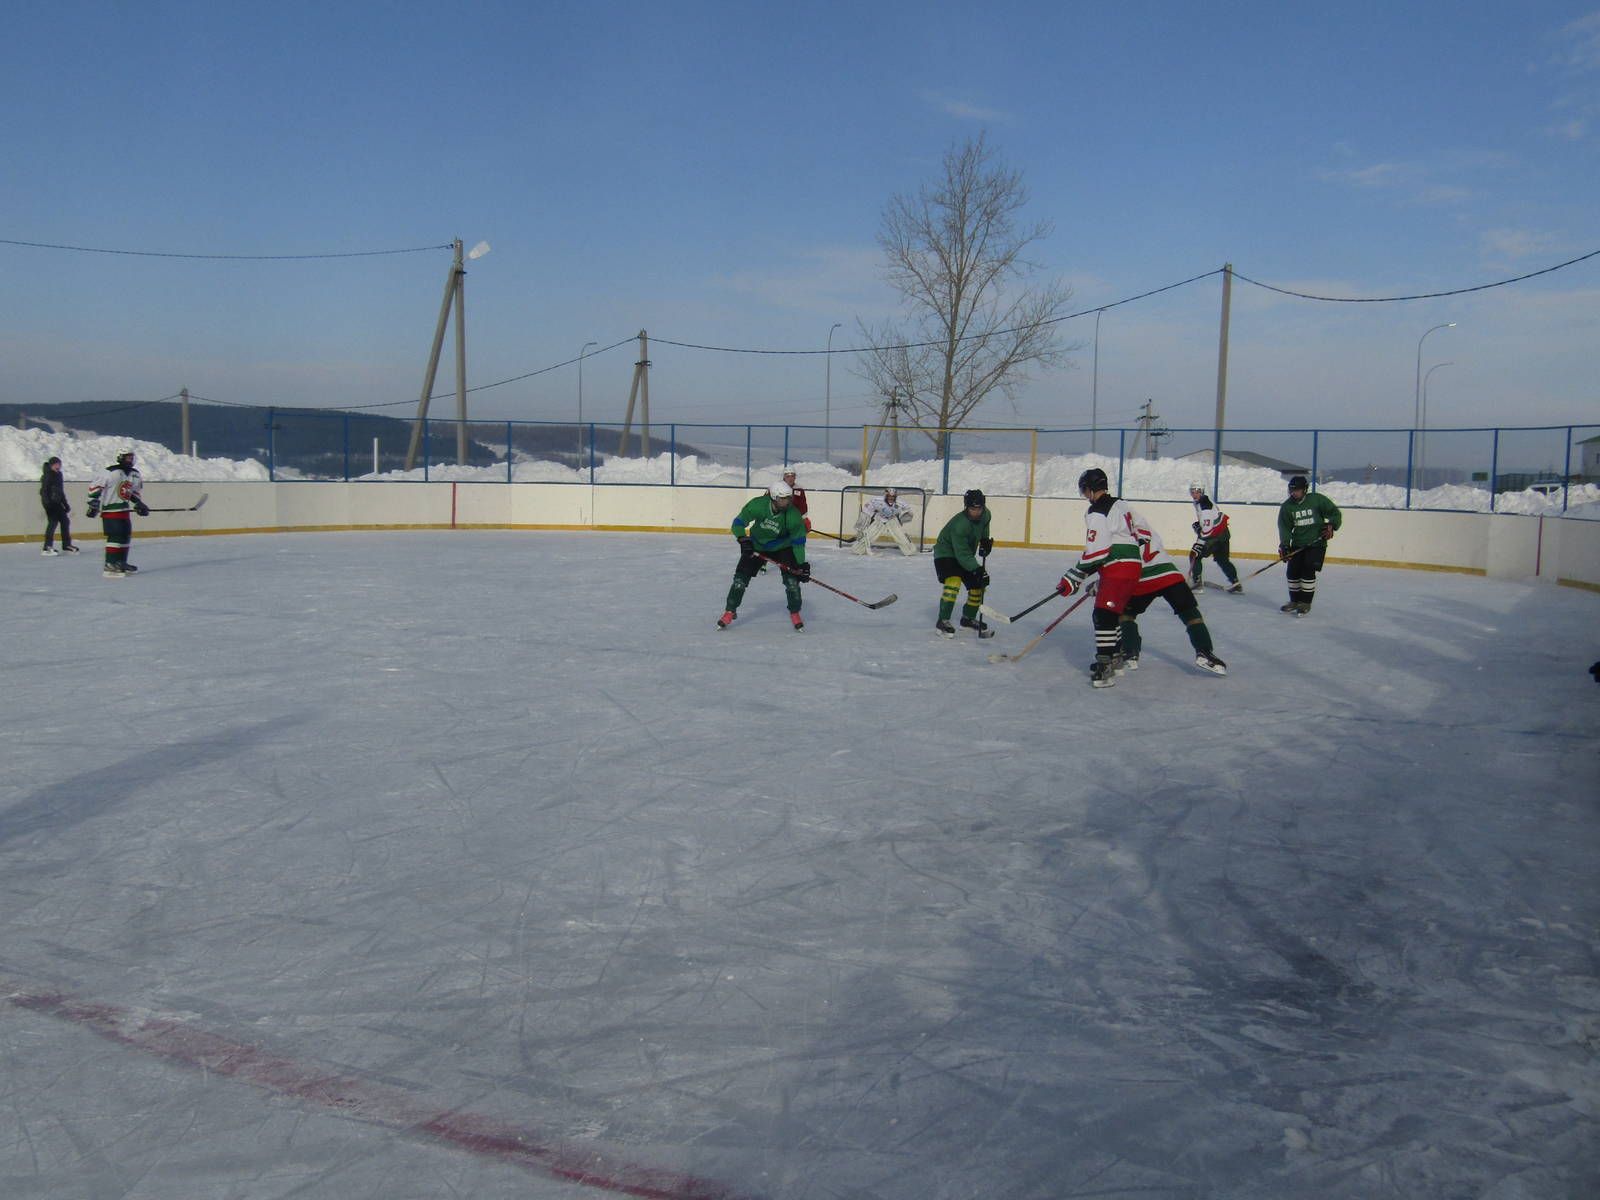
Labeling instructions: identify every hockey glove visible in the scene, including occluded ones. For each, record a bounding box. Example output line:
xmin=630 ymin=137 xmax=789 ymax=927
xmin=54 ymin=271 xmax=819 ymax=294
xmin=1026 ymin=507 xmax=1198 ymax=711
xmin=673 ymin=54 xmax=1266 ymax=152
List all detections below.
xmin=1057 ymin=567 xmax=1086 ymax=597
xmin=963 ymin=567 xmax=989 ymax=590
xmin=1278 ymin=543 xmax=1291 ymax=560
xmin=1320 ymin=524 xmax=1335 ymax=540
xmin=134 ymin=501 xmax=150 ymax=517
xmin=1192 ymin=521 xmax=1203 ymax=535
xmin=1190 ymin=540 xmax=1207 ymax=559
xmin=792 ymin=561 xmax=811 ymax=582
xmin=86 ymin=501 xmax=99 ymax=518
xmin=737 ymin=536 xmax=754 ymax=554
xmin=979 ymin=537 xmax=994 ymax=557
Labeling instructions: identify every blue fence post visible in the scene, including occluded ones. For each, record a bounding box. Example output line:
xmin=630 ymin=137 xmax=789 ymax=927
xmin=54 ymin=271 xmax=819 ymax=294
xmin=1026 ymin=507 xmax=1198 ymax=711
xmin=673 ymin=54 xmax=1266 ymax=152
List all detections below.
xmin=1116 ymin=429 xmax=1125 ymax=495
xmin=941 ymin=431 xmax=952 ymax=496
xmin=423 ymin=421 xmax=430 ymax=482
xmin=587 ymin=424 xmax=595 ymax=484
xmin=1311 ymin=430 xmax=1320 ymax=490
xmin=671 ymin=425 xmax=677 ymax=487
xmin=1489 ymin=428 xmax=1500 ymax=514
xmin=783 ymin=426 xmax=790 ymax=469
xmin=342 ymin=413 xmax=350 ymax=481
xmin=1404 ymin=430 xmax=1414 ymax=510
xmin=266 ymin=407 xmax=276 ymax=481
xmin=745 ymin=426 xmax=752 ymax=489
xmin=1562 ymin=425 xmax=1573 ymax=513
xmin=506 ymin=421 xmax=513 ymax=484
xmin=1211 ymin=426 xmax=1222 ymax=502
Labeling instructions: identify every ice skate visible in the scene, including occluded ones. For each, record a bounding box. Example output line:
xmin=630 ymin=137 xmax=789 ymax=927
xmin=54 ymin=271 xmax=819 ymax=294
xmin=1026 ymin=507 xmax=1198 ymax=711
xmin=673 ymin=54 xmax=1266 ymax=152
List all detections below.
xmin=1089 ymin=657 xmax=1117 ymax=688
xmin=790 ymin=612 xmax=805 ymax=632
xmin=1194 ymin=650 xmax=1228 ymax=676
xmin=102 ymin=564 xmax=126 ymax=579
xmin=716 ymin=610 xmax=736 ymax=630
xmin=41 ymin=547 xmax=60 ymax=556
xmin=1280 ymin=602 xmax=1300 ymax=613
xmin=62 ymin=545 xmax=80 ymax=553
xmin=959 ymin=615 xmax=995 ymax=639
xmin=935 ymin=620 xmax=956 ymax=639
xmin=1226 ymin=581 xmax=1242 ymax=593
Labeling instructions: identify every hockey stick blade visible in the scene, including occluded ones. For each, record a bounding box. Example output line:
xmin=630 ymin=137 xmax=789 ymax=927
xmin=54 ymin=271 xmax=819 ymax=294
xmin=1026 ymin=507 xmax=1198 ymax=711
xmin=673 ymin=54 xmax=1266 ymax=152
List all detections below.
xmin=863 ymin=593 xmax=897 ymax=609
xmin=977 ymin=603 xmax=1012 ymax=625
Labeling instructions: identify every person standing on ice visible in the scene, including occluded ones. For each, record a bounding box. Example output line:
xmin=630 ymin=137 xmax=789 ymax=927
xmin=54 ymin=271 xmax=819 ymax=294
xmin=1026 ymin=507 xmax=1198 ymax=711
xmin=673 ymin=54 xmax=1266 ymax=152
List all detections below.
xmin=718 ymin=480 xmax=810 ymax=630
xmin=1187 ymin=481 xmax=1240 ymax=592
xmin=39 ymin=456 xmax=79 ymax=555
xmin=851 ymin=487 xmax=917 ymax=556
xmin=932 ymin=489 xmax=994 ymax=638
xmin=781 ymin=468 xmax=810 ymax=531
xmin=86 ymin=449 xmax=148 ymax=578
xmin=1276 ymin=474 xmax=1341 ymax=615
xmin=1110 ymin=510 xmax=1227 ymax=679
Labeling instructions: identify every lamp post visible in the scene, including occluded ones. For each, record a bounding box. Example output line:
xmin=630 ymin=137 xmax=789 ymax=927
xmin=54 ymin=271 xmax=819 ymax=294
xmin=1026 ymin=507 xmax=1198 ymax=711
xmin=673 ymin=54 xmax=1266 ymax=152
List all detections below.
xmin=1413 ymin=323 xmax=1456 ymax=432
xmin=1420 ymin=361 xmax=1453 ymax=482
xmin=577 ymin=340 xmax=597 ymax=464
xmin=1091 ymin=308 xmax=1103 ymax=455
xmin=824 ymin=322 xmax=842 ymax=466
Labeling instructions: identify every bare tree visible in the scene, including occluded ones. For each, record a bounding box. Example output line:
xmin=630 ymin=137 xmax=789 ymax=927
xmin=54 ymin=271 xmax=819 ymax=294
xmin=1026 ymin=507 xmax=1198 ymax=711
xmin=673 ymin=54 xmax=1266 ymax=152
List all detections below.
xmin=857 ymin=133 xmax=1074 ymax=445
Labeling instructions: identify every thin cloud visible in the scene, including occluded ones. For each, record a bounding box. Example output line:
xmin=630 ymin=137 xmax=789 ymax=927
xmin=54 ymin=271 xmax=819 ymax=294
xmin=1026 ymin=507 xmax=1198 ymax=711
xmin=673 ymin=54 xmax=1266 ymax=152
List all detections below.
xmin=1315 ymin=156 xmax=1485 ymax=207
xmin=1478 ymin=227 xmax=1561 ymax=265
xmin=1555 ymin=10 xmax=1600 ymax=71
xmin=918 ymin=90 xmax=1012 ymax=123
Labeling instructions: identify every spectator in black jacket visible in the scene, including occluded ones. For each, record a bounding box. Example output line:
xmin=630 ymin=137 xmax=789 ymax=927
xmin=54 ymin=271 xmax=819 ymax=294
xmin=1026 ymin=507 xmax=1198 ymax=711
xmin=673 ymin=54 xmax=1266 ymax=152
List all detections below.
xmin=39 ymin=457 xmax=78 ymax=555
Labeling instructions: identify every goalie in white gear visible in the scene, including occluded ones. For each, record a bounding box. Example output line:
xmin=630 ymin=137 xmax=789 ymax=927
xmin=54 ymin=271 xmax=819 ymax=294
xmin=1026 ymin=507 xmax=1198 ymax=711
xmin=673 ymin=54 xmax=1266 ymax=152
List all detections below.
xmin=851 ymin=488 xmax=918 ymax=555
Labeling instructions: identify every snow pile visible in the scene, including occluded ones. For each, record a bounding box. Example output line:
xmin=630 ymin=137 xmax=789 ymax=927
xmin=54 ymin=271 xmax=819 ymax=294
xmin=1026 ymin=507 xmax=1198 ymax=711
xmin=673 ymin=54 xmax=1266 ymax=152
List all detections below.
xmin=0 ymin=426 xmax=270 ymax=482
xmin=4 ymin=424 xmax=1594 ymax=513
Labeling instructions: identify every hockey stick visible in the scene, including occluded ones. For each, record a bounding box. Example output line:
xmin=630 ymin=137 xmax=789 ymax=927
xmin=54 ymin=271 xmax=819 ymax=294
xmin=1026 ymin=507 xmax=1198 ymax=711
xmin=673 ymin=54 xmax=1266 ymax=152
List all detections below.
xmin=978 ymin=589 xmax=1058 ymax=626
xmin=809 ymin=528 xmax=857 ymax=543
xmin=1243 ymin=541 xmax=1317 ymax=581
xmin=753 ymin=551 xmax=897 ymax=609
xmin=987 ymin=587 xmax=1095 ymax=664
xmin=140 ymin=493 xmax=209 ymax=514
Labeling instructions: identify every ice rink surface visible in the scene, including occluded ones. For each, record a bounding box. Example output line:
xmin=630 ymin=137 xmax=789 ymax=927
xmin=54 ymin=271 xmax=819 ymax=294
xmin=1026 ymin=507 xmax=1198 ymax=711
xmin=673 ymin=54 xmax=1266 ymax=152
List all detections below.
xmin=3 ymin=530 xmax=1597 ymax=1200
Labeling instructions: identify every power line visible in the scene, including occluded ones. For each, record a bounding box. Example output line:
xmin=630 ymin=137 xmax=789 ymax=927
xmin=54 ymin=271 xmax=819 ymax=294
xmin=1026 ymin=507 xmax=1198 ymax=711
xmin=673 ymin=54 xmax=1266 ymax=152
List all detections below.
xmin=1231 ymin=248 xmax=1600 ymax=303
xmin=0 ymin=237 xmax=454 ymax=260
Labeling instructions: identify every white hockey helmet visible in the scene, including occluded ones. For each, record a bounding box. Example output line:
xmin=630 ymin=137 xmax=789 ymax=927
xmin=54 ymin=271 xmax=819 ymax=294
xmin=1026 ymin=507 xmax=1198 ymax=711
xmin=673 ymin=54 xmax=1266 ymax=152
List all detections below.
xmin=781 ymin=468 xmax=797 ymax=480
xmin=769 ymin=481 xmax=794 ymax=501
xmin=1188 ymin=481 xmax=1205 ymax=493
xmin=884 ymin=487 xmax=897 ymax=498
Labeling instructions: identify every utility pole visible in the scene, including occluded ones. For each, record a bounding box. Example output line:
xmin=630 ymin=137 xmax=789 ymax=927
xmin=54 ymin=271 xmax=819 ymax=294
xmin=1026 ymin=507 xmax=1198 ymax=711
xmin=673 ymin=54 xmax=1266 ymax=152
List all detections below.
xmin=619 ymin=330 xmax=651 ymax=457
xmin=1213 ymin=262 xmax=1232 ymax=487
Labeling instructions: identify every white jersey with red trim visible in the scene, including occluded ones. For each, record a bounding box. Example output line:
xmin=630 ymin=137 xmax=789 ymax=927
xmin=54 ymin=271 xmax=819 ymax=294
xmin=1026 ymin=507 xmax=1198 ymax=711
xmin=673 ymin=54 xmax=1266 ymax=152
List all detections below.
xmin=1192 ymin=494 xmax=1230 ymax=537
xmin=1072 ymin=495 xmax=1142 ymax=575
xmin=1127 ymin=509 xmax=1189 ymax=594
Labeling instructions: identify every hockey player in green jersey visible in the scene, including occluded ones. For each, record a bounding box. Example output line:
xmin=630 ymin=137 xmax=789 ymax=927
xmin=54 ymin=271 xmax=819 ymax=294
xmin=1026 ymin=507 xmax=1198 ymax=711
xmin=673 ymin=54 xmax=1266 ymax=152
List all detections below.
xmin=1276 ymin=475 xmax=1342 ymax=615
xmin=932 ymin=489 xmax=994 ymax=638
xmin=717 ymin=481 xmax=810 ymax=630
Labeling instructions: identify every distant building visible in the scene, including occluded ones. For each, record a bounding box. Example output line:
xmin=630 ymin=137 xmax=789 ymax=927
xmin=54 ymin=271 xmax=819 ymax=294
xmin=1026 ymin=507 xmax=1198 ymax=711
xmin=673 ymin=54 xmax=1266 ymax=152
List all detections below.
xmin=1580 ymin=433 xmax=1600 ymax=479
xmin=1178 ymin=448 xmax=1309 ymax=480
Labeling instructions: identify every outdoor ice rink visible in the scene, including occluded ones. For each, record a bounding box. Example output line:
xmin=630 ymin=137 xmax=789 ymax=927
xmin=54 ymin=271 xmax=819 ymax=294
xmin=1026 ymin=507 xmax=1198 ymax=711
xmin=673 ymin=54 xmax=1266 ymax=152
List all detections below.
xmin=4 ymin=529 xmax=1597 ymax=1200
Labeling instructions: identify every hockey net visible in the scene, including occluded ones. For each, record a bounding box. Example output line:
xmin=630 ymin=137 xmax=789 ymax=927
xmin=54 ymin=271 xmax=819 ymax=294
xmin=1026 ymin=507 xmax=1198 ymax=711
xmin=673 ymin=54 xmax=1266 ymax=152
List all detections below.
xmin=837 ymin=485 xmax=930 ymax=552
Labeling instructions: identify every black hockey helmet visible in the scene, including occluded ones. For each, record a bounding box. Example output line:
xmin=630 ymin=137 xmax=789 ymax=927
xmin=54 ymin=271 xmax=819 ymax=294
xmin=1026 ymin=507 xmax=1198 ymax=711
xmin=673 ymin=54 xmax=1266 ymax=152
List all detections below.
xmin=963 ymin=488 xmax=985 ymax=509
xmin=1078 ymin=467 xmax=1109 ymax=494
xmin=1288 ymin=474 xmax=1309 ymax=492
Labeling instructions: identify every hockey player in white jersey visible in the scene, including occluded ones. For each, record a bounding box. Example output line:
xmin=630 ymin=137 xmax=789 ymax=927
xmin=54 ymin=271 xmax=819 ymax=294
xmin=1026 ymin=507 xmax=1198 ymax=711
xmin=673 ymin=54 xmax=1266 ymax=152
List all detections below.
xmin=1118 ymin=509 xmax=1227 ymax=677
xmin=851 ymin=488 xmax=918 ymax=556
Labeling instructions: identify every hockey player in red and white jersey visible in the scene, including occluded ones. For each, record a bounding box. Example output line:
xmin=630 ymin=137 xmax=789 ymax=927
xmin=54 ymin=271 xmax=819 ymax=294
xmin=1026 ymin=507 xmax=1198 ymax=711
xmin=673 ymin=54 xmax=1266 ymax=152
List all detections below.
xmin=1055 ymin=469 xmax=1225 ymax=686
xmin=1187 ymin=482 xmax=1241 ymax=592
xmin=781 ymin=469 xmax=810 ymax=531
xmin=1119 ymin=509 xmax=1227 ymax=678
xmin=850 ymin=487 xmax=917 ymax=556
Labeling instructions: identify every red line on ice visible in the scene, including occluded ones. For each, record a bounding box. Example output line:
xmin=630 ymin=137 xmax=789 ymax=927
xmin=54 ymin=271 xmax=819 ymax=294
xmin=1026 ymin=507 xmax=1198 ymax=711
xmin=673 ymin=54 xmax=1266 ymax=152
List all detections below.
xmin=5 ymin=984 xmax=757 ymax=1200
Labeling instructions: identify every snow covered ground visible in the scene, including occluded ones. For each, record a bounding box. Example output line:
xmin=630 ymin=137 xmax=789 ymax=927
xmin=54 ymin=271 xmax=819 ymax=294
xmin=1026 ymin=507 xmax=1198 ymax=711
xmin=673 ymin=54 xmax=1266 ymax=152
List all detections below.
xmin=3 ymin=530 xmax=1596 ymax=1199
xmin=4 ymin=425 xmax=1597 ymax=516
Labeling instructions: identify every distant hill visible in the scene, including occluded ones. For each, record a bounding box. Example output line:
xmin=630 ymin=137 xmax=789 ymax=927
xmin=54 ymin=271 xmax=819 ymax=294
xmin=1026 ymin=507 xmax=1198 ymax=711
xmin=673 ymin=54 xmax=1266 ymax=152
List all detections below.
xmin=0 ymin=401 xmax=704 ymax=476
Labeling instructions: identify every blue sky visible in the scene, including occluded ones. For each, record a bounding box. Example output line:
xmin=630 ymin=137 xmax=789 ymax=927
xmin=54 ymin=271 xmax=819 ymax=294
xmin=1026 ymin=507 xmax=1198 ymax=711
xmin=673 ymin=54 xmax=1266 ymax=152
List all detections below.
xmin=3 ymin=0 xmax=1596 ymax=436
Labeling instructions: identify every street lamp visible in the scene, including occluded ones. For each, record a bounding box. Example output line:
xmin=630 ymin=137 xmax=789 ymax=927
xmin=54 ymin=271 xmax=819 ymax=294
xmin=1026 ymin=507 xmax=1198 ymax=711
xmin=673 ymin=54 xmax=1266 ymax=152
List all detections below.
xmin=577 ymin=341 xmax=598 ymax=465
xmin=1413 ymin=323 xmax=1456 ymax=432
xmin=825 ymin=322 xmax=842 ymax=466
xmin=1420 ymin=361 xmax=1453 ymax=481
xmin=1091 ymin=308 xmax=1103 ymax=455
